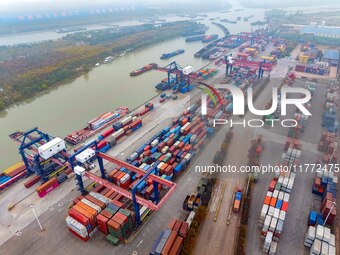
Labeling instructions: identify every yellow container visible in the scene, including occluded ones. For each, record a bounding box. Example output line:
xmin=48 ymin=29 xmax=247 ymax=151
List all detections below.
xmin=3 ymin=162 xmax=24 ymax=175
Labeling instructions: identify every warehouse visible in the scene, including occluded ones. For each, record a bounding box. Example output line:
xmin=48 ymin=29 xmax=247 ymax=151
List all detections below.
xmin=323 ymin=49 xmax=340 ymax=67
xmin=301 ymin=26 xmax=340 ymax=38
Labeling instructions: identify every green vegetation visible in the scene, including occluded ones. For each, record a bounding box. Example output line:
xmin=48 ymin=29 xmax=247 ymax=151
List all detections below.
xmin=0 ymin=21 xmax=201 ymax=110
xmin=181 ymin=206 xmax=208 ymax=255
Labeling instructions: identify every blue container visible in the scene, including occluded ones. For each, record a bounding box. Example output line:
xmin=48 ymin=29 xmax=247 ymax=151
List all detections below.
xmin=150 ymin=231 xmax=165 ymax=255
xmin=174 ymin=164 xmax=183 ymax=174
xmin=309 ymin=211 xmax=317 ymax=226
xmin=137 ymin=147 xmax=144 ymax=155
xmin=137 ymin=181 xmax=146 ymax=192
xmin=112 ymin=122 xmax=123 ymax=131
xmin=316 ymin=214 xmax=324 ymax=225
xmin=131 ymin=160 xmax=139 ymax=167
xmin=107 ymin=203 xmax=120 ymax=212
xmin=97 ymin=135 xmax=104 ymax=141
xmin=276 ymin=200 xmax=282 ymax=209
xmin=57 ymin=174 xmax=68 ymax=184
xmin=151 ymin=147 xmax=157 ymax=154
xmin=99 ymin=144 xmax=110 ymax=153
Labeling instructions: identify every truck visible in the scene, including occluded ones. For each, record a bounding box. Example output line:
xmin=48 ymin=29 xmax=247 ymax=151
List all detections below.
xmin=233 ymin=189 xmax=243 ymax=213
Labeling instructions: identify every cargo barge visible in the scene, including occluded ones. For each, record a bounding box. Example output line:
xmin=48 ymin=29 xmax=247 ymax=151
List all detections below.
xmin=160 ymin=49 xmax=185 ymax=60
xmin=129 ymin=63 xmax=158 ymax=76
xmin=185 ymin=35 xmax=205 ymax=42
xmin=220 ymin=19 xmax=237 ymax=24
xmin=0 ymin=162 xmax=27 ymax=191
xmin=65 ymin=107 xmax=129 ymax=145
xmin=202 ymin=34 xmax=219 ymax=43
xmin=181 ymin=27 xmax=208 ymax=37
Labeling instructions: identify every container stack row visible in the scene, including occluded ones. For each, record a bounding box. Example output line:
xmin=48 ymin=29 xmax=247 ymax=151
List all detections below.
xmin=66 ymin=189 xmax=138 ymax=244
xmin=150 ymin=217 xmax=189 ymax=255
xmin=304 ymin=225 xmax=336 ymax=255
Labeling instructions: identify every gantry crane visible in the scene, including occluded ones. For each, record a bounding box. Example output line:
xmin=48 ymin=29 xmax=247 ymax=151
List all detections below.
xmin=155 ymin=61 xmax=200 ymax=92
xmin=69 ymin=142 xmax=176 ymax=225
xmin=9 ymin=127 xmax=69 ymax=182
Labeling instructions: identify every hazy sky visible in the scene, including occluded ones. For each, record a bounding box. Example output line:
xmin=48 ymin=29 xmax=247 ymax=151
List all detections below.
xmin=0 ymin=0 xmax=149 ymax=14
xmin=0 ymin=0 xmax=201 ymax=14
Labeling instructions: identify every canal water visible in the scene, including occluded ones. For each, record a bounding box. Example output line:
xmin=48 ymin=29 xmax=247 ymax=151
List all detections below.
xmin=0 ymin=7 xmax=266 ymax=170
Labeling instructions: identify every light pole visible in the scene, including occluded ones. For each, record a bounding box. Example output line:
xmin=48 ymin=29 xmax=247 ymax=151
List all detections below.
xmin=329 ymin=142 xmax=338 ymax=164
xmin=323 ymin=202 xmax=336 ymax=226
xmin=29 ymin=204 xmax=44 ymax=232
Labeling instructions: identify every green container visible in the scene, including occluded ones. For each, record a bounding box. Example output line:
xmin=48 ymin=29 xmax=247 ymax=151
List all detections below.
xmin=106 ymin=234 xmax=120 ymax=246
xmin=108 ymin=226 xmax=122 ymax=239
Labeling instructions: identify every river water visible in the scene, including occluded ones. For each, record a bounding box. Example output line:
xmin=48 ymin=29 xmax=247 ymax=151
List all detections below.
xmin=0 ymin=7 xmax=266 ymax=170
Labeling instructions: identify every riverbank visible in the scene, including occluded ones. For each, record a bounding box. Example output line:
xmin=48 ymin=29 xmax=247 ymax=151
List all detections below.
xmin=0 ymin=21 xmax=202 ymax=112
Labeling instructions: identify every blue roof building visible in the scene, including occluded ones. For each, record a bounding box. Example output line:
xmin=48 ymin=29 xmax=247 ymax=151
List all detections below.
xmin=323 ymin=49 xmax=339 ymax=66
xmin=301 ymin=26 xmax=340 ymax=38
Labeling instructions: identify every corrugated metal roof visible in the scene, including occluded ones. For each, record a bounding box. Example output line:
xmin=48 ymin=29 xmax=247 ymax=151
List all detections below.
xmin=301 ymin=26 xmax=340 ymax=36
xmin=324 ymin=50 xmax=340 ymax=60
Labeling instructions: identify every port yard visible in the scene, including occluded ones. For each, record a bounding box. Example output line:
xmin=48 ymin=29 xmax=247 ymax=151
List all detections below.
xmin=0 ymin=24 xmax=339 ymax=255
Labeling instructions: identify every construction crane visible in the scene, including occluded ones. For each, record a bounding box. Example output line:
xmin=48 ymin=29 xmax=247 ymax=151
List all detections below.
xmin=69 ymin=143 xmax=176 ymax=225
xmin=224 ymin=54 xmax=267 ymax=80
xmin=9 ymin=127 xmax=69 ymax=182
xmin=155 ymin=61 xmax=200 ymax=92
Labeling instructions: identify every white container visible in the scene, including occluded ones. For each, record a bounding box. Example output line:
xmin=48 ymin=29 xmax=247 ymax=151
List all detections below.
xmin=316 ymin=225 xmax=324 ymax=241
xmin=267 ymin=191 xmax=273 ymax=197
xmin=121 ymin=116 xmax=132 ymax=125
xmin=75 ymin=148 xmax=96 ymax=164
xmin=260 ymin=204 xmax=269 ymax=220
xmin=310 ymin=239 xmax=322 ymax=255
xmin=273 ymin=208 xmax=280 ymax=219
xmin=279 ymin=210 xmax=286 ymax=221
xmin=112 ymin=128 xmax=124 ymax=139
xmin=323 ymin=227 xmax=331 ymax=243
xmin=66 ymin=216 xmax=88 ymax=238
xmin=278 ymin=191 xmax=284 ymax=200
xmin=328 ymin=245 xmax=336 ymax=255
xmin=269 ymin=241 xmax=277 ymax=255
xmin=151 ymin=139 xmax=159 ymax=147
xmin=273 ymin=190 xmax=279 ymax=198
xmin=330 ymin=234 xmax=335 ymax=246
xmin=321 ymin=241 xmax=329 ymax=255
xmin=269 ymin=217 xmax=278 ymax=232
xmin=268 ymin=206 xmax=275 ymax=217
xmin=38 ymin=137 xmax=66 ymax=160
xmin=161 ymin=146 xmax=169 ymax=154
xmin=283 ymin=193 xmax=290 ymax=202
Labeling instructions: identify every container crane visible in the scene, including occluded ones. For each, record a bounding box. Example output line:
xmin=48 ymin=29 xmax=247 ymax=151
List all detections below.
xmin=69 ymin=144 xmax=176 ymax=225
xmin=9 ymin=127 xmax=69 ymax=182
xmin=155 ymin=61 xmax=200 ymax=92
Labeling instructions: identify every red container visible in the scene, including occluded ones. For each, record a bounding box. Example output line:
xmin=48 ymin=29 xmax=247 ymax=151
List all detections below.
xmin=102 ymin=127 xmax=114 ymax=138
xmin=6 ymin=165 xmax=26 ymax=178
xmin=162 ymin=230 xmax=178 ymax=255
xmin=131 ymin=119 xmax=142 ymax=129
xmin=93 ymin=184 xmax=105 ymax=193
xmin=173 ymin=220 xmax=182 ymax=233
xmin=169 ymin=236 xmax=183 ymax=255
xmin=321 ymin=200 xmax=336 ymax=225
xmin=24 ymin=175 xmax=41 ymax=188
xmin=85 ymin=195 xmax=106 ymax=210
xmin=168 ymin=218 xmax=177 ymax=230
xmin=68 ymin=227 xmax=89 ymax=242
xmin=179 ymin=222 xmax=188 ymax=238
xmin=97 ymin=140 xmax=108 ymax=150
xmin=97 ymin=214 xmax=109 ymax=235
xmin=68 ymin=208 xmax=91 ymax=230
xmin=101 ymin=209 xmax=114 ymax=220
